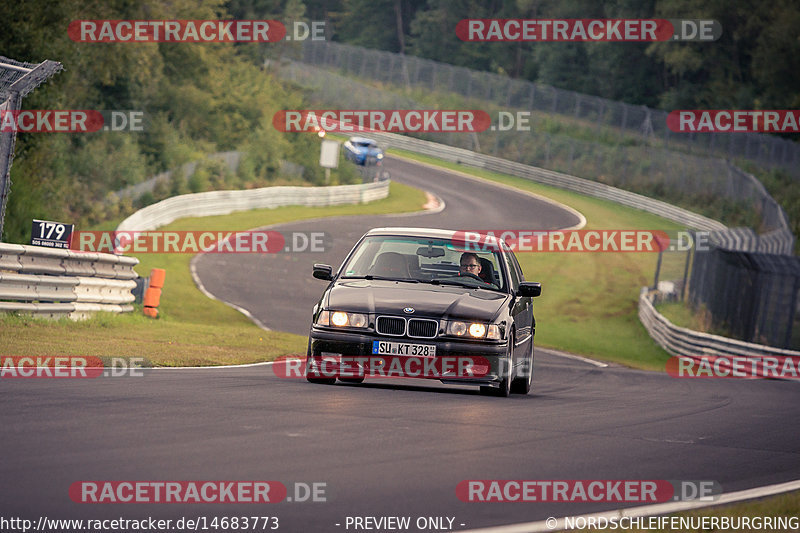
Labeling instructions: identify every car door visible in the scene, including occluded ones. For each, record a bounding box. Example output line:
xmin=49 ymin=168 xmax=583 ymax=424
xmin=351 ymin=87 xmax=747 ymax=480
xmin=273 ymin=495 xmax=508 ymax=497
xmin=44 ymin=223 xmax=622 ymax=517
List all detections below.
xmin=502 ymin=246 xmax=533 ymax=371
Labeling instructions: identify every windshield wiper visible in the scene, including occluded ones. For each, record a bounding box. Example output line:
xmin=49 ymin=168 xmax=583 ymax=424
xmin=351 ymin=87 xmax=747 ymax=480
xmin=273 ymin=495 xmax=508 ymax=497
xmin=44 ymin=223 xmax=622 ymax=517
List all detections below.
xmin=352 ymin=275 xmax=420 ymax=283
xmin=423 ymin=278 xmax=504 ymax=292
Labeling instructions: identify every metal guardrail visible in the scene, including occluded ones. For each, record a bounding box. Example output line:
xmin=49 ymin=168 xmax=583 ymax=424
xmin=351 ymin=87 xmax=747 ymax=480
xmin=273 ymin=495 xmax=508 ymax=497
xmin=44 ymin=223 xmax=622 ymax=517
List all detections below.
xmin=722 ymin=163 xmax=795 ymax=255
xmin=369 ymin=131 xmax=727 ymax=232
xmin=293 ymin=40 xmax=800 ymax=178
xmin=0 ymin=243 xmax=138 ymax=319
xmin=367 ymin=130 xmax=796 ymax=360
xmin=0 ymin=181 xmax=387 ymax=320
xmin=707 ymin=226 xmax=795 ymax=255
xmin=280 ymin=46 xmax=795 ymax=255
xmin=371 ymin=131 xmax=796 ymax=254
xmin=116 ymin=181 xmax=390 ymax=232
xmin=639 ymin=288 xmax=800 ymax=360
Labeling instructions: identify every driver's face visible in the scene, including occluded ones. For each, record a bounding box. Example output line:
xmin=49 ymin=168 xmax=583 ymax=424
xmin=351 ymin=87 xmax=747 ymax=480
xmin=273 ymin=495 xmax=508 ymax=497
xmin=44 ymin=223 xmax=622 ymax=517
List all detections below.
xmin=460 ymin=259 xmax=481 ymax=274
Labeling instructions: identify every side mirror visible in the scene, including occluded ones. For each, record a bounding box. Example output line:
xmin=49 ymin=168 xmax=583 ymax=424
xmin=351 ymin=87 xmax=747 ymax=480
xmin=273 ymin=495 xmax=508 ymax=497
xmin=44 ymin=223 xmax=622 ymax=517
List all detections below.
xmin=517 ymin=281 xmax=541 ymax=298
xmin=313 ymin=264 xmax=333 ymax=281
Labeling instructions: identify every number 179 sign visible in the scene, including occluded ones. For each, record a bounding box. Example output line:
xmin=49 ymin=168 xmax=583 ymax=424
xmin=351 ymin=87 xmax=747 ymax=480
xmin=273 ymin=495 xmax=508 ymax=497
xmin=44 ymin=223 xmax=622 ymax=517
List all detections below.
xmin=31 ymin=219 xmax=74 ymax=249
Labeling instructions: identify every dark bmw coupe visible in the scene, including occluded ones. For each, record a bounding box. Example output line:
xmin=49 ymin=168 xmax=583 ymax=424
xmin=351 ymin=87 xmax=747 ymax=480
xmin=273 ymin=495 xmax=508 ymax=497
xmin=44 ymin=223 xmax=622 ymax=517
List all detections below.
xmin=306 ymin=227 xmax=541 ymax=396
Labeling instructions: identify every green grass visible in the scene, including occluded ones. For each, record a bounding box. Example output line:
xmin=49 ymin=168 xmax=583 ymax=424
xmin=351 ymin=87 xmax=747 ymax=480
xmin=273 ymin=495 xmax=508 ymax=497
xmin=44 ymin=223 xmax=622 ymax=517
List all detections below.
xmin=0 ymin=181 xmax=427 ymax=366
xmin=2 ymin=151 xmax=704 ymax=370
xmin=389 ymin=149 xmax=687 ymax=370
xmin=292 ymin=64 xmax=783 ymax=233
xmin=655 ymin=301 xmax=728 ymax=337
xmin=0 ymin=309 xmax=303 ymax=367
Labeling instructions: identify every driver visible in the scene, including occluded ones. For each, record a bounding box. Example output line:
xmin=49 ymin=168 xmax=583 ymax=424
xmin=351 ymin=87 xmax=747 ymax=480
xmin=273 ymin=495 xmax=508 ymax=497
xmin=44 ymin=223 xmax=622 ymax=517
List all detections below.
xmin=459 ymin=252 xmax=482 ymax=277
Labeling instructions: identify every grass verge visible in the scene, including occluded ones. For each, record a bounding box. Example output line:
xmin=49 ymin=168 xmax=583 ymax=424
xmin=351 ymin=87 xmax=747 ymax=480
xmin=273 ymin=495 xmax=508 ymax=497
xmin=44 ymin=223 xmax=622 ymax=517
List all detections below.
xmin=0 ymin=182 xmax=426 ymax=366
xmin=2 ymin=151 xmax=707 ymax=370
xmin=389 ymin=149 xmax=687 ymax=370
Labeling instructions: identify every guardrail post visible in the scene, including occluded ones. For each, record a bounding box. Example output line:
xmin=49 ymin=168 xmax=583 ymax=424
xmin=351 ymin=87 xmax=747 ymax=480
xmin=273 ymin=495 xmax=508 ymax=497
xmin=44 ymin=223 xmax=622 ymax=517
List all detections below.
xmin=652 ymin=246 xmax=664 ymax=291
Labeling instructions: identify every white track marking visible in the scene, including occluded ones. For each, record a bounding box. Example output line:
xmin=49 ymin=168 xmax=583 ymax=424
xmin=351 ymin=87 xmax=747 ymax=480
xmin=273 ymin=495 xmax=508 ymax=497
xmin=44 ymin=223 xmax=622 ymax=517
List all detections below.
xmin=539 ymin=347 xmax=609 ymax=368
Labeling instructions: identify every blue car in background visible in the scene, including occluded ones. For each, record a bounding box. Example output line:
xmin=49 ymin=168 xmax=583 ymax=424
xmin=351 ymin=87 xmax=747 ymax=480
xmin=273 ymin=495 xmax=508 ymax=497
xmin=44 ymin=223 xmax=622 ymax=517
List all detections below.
xmin=343 ymin=137 xmax=384 ymax=166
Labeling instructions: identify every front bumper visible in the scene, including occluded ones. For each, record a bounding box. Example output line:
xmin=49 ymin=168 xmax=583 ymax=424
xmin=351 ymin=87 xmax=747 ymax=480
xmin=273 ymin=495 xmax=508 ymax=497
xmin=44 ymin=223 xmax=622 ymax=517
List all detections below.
xmin=308 ymin=327 xmax=508 ymax=386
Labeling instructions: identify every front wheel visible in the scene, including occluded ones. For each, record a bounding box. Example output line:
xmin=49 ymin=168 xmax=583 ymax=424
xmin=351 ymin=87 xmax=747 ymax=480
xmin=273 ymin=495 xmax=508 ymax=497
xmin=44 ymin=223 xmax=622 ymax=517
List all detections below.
xmin=305 ymin=339 xmax=336 ymax=385
xmin=511 ymin=336 xmax=533 ymax=395
xmin=480 ymin=333 xmax=513 ymax=397
xmin=306 ymin=361 xmax=336 ymax=384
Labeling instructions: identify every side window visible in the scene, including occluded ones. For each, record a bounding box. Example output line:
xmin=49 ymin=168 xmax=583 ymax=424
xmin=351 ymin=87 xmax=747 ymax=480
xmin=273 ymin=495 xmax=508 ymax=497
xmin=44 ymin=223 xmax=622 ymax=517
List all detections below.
xmin=510 ymin=252 xmax=525 ymax=282
xmin=504 ymin=250 xmax=520 ymax=291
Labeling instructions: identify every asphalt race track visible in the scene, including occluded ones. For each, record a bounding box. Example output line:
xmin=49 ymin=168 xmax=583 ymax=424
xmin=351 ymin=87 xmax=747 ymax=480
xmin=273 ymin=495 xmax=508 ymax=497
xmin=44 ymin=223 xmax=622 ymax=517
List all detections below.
xmin=192 ymin=156 xmax=582 ymax=335
xmin=2 ymin=157 xmax=799 ymax=532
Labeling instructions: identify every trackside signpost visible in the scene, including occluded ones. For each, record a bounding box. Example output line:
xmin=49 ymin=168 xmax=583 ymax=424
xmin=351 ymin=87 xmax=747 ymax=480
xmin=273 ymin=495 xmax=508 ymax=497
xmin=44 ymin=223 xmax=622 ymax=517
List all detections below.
xmin=319 ymin=139 xmax=339 ymax=184
xmin=30 ymin=218 xmax=73 ymax=249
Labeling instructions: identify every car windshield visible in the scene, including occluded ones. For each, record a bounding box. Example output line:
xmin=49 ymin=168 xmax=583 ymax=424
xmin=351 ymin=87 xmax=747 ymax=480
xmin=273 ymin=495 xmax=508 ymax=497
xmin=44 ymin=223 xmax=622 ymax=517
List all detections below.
xmin=341 ymin=235 xmax=506 ymax=291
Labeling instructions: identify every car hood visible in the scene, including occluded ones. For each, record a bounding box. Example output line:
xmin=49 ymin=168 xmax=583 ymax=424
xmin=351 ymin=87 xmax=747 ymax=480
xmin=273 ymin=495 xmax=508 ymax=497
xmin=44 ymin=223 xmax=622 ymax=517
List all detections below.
xmin=325 ymin=279 xmax=508 ymax=321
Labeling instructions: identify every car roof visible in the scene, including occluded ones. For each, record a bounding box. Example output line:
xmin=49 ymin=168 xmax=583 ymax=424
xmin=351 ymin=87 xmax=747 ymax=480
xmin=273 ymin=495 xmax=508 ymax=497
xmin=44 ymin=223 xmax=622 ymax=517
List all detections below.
xmin=364 ymin=227 xmax=504 ymax=248
xmin=349 ymin=137 xmax=377 ymax=145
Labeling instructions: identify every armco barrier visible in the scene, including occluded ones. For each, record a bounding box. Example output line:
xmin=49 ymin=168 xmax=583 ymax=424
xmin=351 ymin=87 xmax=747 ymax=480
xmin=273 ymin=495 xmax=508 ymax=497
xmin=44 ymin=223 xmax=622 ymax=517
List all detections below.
xmin=0 ymin=182 xmax=390 ymax=321
xmin=112 ymin=180 xmax=389 ymax=316
xmin=116 ymin=181 xmax=389 ymax=232
xmin=367 ymin=131 xmax=797 ymax=358
xmin=368 ymin=131 xmax=728 ymax=233
xmin=0 ymin=243 xmax=138 ymax=319
xmin=340 ymin=124 xmax=795 ymax=254
xmin=638 ymin=287 xmax=800 ymax=362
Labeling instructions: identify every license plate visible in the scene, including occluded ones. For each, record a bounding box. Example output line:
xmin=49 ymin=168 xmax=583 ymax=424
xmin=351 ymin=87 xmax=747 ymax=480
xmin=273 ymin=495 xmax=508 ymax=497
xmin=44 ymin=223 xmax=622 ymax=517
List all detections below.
xmin=372 ymin=341 xmax=436 ymax=357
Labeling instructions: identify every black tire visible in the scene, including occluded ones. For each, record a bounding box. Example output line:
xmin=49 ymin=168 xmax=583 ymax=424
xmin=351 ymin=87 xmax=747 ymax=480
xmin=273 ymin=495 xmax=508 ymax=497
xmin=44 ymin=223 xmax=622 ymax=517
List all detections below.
xmin=511 ymin=337 xmax=534 ymax=395
xmin=480 ymin=332 xmax=513 ymax=397
xmin=338 ymin=377 xmax=365 ymax=384
xmin=305 ymin=339 xmax=336 ymax=384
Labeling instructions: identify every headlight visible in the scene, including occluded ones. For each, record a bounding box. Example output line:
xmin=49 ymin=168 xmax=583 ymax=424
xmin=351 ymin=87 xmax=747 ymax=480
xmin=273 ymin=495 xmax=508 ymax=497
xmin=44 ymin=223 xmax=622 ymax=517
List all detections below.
xmin=446 ymin=321 xmax=502 ymax=340
xmin=316 ymin=310 xmax=368 ymax=328
xmin=331 ymin=311 xmax=348 ymax=326
xmin=448 ymin=321 xmax=467 ymax=336
xmin=469 ymin=323 xmax=486 ymax=337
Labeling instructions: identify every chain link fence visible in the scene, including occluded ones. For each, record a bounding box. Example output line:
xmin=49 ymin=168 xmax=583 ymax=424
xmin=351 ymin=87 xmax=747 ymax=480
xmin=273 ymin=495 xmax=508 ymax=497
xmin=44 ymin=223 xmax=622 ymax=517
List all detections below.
xmin=292 ymin=41 xmax=800 ymax=178
xmin=272 ymin=41 xmax=799 ymax=349
xmin=272 ymin=41 xmax=794 ymax=251
xmin=688 ymin=242 xmax=800 ymax=349
xmin=0 ymin=56 xmax=62 ymax=240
